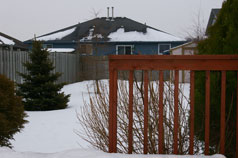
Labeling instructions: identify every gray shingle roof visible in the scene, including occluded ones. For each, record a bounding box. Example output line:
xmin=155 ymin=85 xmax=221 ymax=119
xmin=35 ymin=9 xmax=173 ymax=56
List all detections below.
xmin=0 ymin=32 xmax=28 ymax=50
xmin=31 ymin=17 xmax=180 ymax=42
xmin=206 ymin=8 xmax=221 ymax=35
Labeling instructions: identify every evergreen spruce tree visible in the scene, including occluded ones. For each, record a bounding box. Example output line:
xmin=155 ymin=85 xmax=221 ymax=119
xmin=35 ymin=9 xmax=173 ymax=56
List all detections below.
xmin=18 ymin=41 xmax=70 ymax=111
xmin=195 ymin=0 xmax=238 ymax=157
xmin=0 ymin=74 xmax=27 ymax=147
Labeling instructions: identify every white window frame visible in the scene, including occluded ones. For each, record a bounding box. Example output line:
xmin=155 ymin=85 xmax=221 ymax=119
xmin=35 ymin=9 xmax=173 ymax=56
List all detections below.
xmin=116 ymin=45 xmax=134 ymax=55
xmin=158 ymin=44 xmax=171 ymax=55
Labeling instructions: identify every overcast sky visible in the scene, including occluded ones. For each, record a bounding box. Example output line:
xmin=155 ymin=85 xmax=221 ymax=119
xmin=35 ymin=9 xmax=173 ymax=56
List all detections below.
xmin=0 ymin=0 xmax=224 ymax=41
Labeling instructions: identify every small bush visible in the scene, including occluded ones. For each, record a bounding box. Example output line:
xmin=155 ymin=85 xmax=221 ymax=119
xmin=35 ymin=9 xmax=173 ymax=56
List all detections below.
xmin=0 ymin=74 xmax=27 ymax=147
xmin=77 ymin=78 xmax=194 ymax=154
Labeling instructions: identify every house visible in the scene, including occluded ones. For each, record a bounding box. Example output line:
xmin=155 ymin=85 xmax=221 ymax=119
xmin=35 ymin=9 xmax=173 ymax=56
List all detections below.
xmin=170 ymin=41 xmax=198 ymax=55
xmin=169 ymin=8 xmax=221 ymax=83
xmin=0 ymin=32 xmax=28 ymax=51
xmin=170 ymin=8 xmax=221 ymax=57
xmin=170 ymin=41 xmax=198 ymax=83
xmin=24 ymin=17 xmax=186 ymax=55
xmin=205 ymin=8 xmax=220 ymax=35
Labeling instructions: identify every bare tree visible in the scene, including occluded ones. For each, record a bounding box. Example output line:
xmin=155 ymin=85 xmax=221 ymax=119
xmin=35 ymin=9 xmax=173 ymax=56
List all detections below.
xmin=184 ymin=9 xmax=206 ymax=41
xmin=90 ymin=8 xmax=102 ymax=18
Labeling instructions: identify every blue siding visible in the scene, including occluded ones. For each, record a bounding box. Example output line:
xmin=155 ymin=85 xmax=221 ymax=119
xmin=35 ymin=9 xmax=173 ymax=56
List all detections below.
xmin=134 ymin=43 xmax=158 ymax=55
xmin=92 ymin=42 xmax=185 ymax=55
xmin=93 ymin=44 xmax=116 ymax=55
xmin=49 ymin=43 xmax=76 ymax=49
xmin=24 ymin=41 xmax=186 ymax=55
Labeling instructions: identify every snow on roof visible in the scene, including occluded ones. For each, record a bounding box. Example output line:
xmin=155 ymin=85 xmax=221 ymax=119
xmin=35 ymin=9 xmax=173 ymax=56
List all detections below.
xmin=0 ymin=35 xmax=15 ymax=45
xmin=48 ymin=48 xmax=75 ymax=53
xmin=108 ymin=28 xmax=185 ymax=42
xmin=37 ymin=27 xmax=76 ymax=41
xmin=170 ymin=41 xmax=198 ymax=51
xmin=80 ymin=27 xmax=103 ymax=42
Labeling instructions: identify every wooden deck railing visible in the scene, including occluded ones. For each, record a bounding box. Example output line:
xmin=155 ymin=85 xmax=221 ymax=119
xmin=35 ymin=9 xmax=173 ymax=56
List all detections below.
xmin=108 ymin=55 xmax=238 ymax=156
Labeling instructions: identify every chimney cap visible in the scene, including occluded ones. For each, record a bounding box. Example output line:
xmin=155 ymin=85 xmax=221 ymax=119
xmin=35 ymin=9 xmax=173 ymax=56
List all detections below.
xmin=106 ymin=7 xmax=110 ymax=21
xmin=111 ymin=6 xmax=114 ymax=21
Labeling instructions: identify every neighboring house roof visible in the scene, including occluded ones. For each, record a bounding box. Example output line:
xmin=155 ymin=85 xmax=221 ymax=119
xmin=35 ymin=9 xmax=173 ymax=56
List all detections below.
xmin=0 ymin=32 xmax=28 ymax=50
xmin=170 ymin=41 xmax=198 ymax=51
xmin=170 ymin=41 xmax=198 ymax=55
xmin=30 ymin=17 xmax=185 ymax=43
xmin=206 ymin=8 xmax=221 ymax=35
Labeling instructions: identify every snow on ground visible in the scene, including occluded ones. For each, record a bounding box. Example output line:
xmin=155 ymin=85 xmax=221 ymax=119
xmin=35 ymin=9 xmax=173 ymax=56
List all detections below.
xmin=10 ymin=80 xmax=95 ymax=153
xmin=108 ymin=28 xmax=184 ymax=42
xmin=1 ymin=80 xmax=225 ymax=158
xmin=0 ymin=35 xmax=15 ymax=45
xmin=37 ymin=27 xmax=76 ymax=41
xmin=0 ymin=147 xmax=225 ymax=158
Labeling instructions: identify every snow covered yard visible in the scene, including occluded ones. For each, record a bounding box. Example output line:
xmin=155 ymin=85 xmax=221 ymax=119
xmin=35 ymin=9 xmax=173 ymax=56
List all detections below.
xmin=10 ymin=81 xmax=94 ymax=153
xmin=0 ymin=80 xmax=226 ymax=158
xmin=0 ymin=147 xmax=225 ymax=158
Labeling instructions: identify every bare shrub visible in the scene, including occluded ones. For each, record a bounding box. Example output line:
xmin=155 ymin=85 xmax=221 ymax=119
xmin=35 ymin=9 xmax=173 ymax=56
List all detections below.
xmin=77 ymin=72 xmax=198 ymax=154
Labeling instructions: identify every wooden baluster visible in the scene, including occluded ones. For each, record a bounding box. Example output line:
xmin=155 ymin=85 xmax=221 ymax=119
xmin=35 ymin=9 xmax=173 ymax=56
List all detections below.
xmin=189 ymin=70 xmax=195 ymax=155
xmin=205 ymin=71 xmax=210 ymax=155
xmin=109 ymin=68 xmax=114 ymax=153
xmin=220 ymin=71 xmax=226 ymax=154
xmin=128 ymin=70 xmax=134 ymax=154
xmin=159 ymin=70 xmax=164 ymax=154
xmin=109 ymin=68 xmax=118 ymax=153
xmin=112 ymin=70 xmax=118 ymax=152
xmin=144 ymin=70 xmax=148 ymax=154
xmin=174 ymin=70 xmax=179 ymax=154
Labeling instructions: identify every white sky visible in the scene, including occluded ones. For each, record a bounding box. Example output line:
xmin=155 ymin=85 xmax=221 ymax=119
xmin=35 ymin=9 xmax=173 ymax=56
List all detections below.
xmin=0 ymin=0 xmax=224 ymax=41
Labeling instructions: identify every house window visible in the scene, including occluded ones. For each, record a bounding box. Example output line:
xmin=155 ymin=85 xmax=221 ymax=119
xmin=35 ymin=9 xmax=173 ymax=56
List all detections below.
xmin=158 ymin=44 xmax=171 ymax=54
xmin=43 ymin=44 xmax=53 ymax=48
xmin=78 ymin=44 xmax=93 ymax=55
xmin=116 ymin=45 xmax=133 ymax=55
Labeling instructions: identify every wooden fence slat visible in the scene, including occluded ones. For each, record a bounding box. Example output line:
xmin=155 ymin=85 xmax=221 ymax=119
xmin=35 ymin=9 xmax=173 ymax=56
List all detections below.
xmin=220 ymin=71 xmax=226 ymax=154
xmin=128 ymin=70 xmax=134 ymax=154
xmin=205 ymin=70 xmax=210 ymax=155
xmin=174 ymin=70 xmax=179 ymax=154
xmin=189 ymin=70 xmax=195 ymax=155
xmin=159 ymin=70 xmax=164 ymax=154
xmin=144 ymin=70 xmax=148 ymax=154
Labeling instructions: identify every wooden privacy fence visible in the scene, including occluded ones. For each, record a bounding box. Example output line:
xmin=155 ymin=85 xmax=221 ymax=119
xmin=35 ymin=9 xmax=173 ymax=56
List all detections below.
xmin=108 ymin=55 xmax=238 ymax=156
xmin=0 ymin=49 xmax=115 ymax=84
xmin=0 ymin=49 xmax=80 ymax=84
xmin=0 ymin=49 xmax=111 ymax=84
xmin=0 ymin=49 xmax=29 ymax=83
